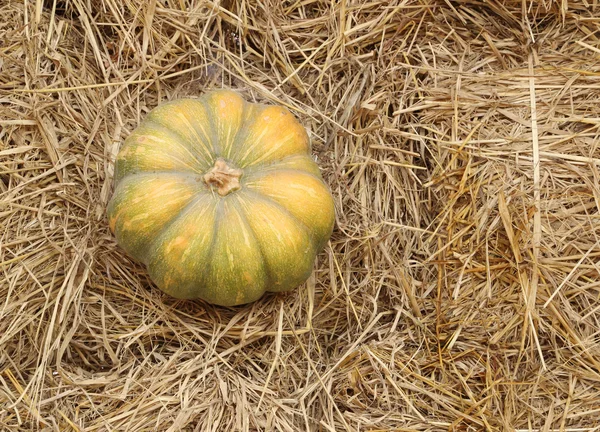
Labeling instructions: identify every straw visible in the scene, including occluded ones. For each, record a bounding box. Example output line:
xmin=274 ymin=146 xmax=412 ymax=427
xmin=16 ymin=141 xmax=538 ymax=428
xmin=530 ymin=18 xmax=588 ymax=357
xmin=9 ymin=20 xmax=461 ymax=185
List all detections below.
xmin=1 ymin=0 xmax=600 ymax=430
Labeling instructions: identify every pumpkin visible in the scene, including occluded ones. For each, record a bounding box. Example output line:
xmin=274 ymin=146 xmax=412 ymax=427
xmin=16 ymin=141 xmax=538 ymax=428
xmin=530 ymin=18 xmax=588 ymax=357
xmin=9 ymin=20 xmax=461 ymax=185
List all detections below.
xmin=107 ymin=89 xmax=335 ymax=306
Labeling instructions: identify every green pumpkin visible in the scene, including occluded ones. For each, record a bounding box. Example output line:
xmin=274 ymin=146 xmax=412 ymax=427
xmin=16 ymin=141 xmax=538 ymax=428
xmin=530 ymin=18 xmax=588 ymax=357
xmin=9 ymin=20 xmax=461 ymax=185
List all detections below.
xmin=107 ymin=90 xmax=335 ymax=306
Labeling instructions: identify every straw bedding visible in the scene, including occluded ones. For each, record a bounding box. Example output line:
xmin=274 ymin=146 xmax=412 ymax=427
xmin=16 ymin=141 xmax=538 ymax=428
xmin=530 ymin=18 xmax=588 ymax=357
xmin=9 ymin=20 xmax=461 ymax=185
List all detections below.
xmin=1 ymin=0 xmax=600 ymax=430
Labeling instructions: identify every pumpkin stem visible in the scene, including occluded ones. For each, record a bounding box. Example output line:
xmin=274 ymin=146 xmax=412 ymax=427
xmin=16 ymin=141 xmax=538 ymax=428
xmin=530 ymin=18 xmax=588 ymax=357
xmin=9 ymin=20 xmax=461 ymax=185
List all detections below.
xmin=203 ymin=159 xmax=243 ymax=196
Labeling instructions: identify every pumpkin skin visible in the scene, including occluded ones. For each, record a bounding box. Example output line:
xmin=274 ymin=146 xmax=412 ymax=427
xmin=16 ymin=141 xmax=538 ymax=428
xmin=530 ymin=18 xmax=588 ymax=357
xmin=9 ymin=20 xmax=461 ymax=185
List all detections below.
xmin=107 ymin=89 xmax=335 ymax=306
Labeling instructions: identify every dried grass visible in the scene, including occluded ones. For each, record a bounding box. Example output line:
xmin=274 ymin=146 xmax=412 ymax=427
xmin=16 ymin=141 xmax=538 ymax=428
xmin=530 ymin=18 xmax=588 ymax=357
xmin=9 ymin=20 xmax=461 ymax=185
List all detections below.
xmin=2 ymin=0 xmax=600 ymax=430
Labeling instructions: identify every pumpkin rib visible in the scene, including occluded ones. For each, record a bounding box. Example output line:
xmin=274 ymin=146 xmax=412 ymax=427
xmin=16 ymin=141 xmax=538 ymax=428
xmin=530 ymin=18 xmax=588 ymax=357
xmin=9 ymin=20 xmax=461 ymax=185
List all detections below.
xmin=189 ymin=198 xmax=223 ymax=302
xmin=233 ymin=208 xmax=274 ymax=294
xmin=227 ymin=195 xmax=271 ymax=293
xmin=107 ymin=174 xmax=203 ymax=264
xmin=236 ymin=128 xmax=308 ymax=169
xmin=112 ymin=171 xmax=207 ymax=190
xmin=241 ymin=153 xmax=321 ymax=176
xmin=236 ymin=190 xmax=316 ymax=293
xmin=229 ymin=104 xmax=310 ymax=169
xmin=242 ymin=169 xmax=334 ymax=249
xmin=223 ymin=103 xmax=259 ymax=161
xmin=143 ymin=98 xmax=217 ymax=163
xmin=116 ymin=151 xmax=200 ymax=182
xmin=199 ymin=91 xmax=247 ymax=160
xmin=204 ymin=198 xmax=223 ymax=263
xmin=223 ymin=103 xmax=265 ymax=161
xmin=153 ymin=99 xmax=218 ymax=158
xmin=242 ymin=166 xmax=325 ymax=186
xmin=239 ymin=189 xmax=317 ymax=245
xmin=201 ymin=198 xmax=270 ymax=305
xmin=143 ymin=189 xmax=217 ymax=265
xmin=114 ymin=136 xmax=208 ymax=183
xmin=146 ymin=194 xmax=220 ymax=300
xmin=132 ymin=121 xmax=214 ymax=171
xmin=228 ymin=105 xmax=271 ymax=164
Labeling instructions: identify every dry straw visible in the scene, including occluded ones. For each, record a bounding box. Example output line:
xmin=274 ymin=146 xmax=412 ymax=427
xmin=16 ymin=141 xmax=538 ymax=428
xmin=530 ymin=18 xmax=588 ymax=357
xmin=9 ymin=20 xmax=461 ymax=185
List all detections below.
xmin=1 ymin=0 xmax=600 ymax=430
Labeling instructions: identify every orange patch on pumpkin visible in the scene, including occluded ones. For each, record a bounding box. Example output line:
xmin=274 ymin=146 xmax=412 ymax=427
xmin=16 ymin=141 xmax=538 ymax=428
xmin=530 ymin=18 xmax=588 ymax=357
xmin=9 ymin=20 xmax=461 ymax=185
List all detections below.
xmin=166 ymin=235 xmax=189 ymax=254
xmin=108 ymin=216 xmax=117 ymax=233
xmin=163 ymin=273 xmax=175 ymax=290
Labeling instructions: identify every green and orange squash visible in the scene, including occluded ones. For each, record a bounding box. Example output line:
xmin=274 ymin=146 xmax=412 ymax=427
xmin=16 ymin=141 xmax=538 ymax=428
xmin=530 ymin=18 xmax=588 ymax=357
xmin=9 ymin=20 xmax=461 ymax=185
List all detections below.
xmin=107 ymin=90 xmax=335 ymax=306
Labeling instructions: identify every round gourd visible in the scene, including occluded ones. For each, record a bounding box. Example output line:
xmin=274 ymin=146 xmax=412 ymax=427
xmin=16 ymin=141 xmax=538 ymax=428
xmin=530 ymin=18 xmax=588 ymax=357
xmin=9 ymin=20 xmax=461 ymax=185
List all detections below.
xmin=107 ymin=89 xmax=335 ymax=306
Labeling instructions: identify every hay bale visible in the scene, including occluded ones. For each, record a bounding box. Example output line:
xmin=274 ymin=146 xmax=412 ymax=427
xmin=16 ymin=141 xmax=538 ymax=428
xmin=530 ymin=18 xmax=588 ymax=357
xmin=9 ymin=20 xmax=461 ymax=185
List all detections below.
xmin=1 ymin=0 xmax=599 ymax=430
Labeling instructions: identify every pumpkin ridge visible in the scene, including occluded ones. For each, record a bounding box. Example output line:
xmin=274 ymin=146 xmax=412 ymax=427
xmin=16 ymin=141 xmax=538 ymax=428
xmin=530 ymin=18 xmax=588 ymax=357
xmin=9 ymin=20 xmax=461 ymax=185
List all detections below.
xmin=114 ymin=142 xmax=202 ymax=183
xmin=241 ymin=169 xmax=334 ymax=250
xmin=232 ymin=193 xmax=282 ymax=294
xmin=201 ymin=198 xmax=269 ymax=305
xmin=223 ymin=103 xmax=264 ymax=162
xmin=227 ymin=103 xmax=310 ymax=169
xmin=226 ymin=195 xmax=270 ymax=300
xmin=230 ymin=116 xmax=272 ymax=164
xmin=107 ymin=174 xmax=202 ymax=264
xmin=114 ymin=171 xmax=210 ymax=188
xmin=240 ymin=189 xmax=317 ymax=246
xmin=171 ymin=102 xmax=217 ymax=159
xmin=241 ymin=154 xmax=322 ymax=179
xmin=237 ymin=129 xmax=304 ymax=169
xmin=243 ymin=167 xmax=325 ymax=185
xmin=236 ymin=190 xmax=316 ymax=293
xmin=148 ymin=195 xmax=220 ymax=300
xmin=198 ymin=92 xmax=246 ymax=159
xmin=133 ymin=121 xmax=213 ymax=171
xmin=144 ymin=98 xmax=217 ymax=166
xmin=144 ymin=190 xmax=215 ymax=265
xmin=192 ymin=199 xmax=223 ymax=302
